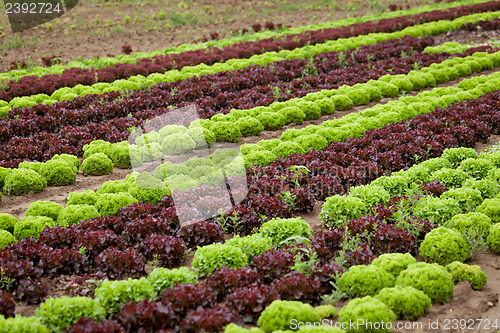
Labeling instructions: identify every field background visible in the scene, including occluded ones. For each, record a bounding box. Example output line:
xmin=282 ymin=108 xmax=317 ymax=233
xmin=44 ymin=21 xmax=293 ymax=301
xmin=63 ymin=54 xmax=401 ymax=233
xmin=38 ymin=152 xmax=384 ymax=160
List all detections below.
xmin=0 ymin=0 xmax=428 ymax=71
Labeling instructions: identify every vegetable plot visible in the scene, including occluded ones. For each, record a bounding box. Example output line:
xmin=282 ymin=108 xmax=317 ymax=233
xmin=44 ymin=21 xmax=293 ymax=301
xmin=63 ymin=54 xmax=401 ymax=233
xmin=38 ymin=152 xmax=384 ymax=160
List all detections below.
xmin=1 ymin=2 xmax=500 ymax=332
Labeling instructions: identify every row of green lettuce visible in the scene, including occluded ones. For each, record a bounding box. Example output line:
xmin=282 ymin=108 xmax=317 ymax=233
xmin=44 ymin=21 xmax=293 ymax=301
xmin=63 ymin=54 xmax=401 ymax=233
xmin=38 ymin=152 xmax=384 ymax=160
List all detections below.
xmin=1 ymin=56 xmax=499 ymax=248
xmin=1 ymin=0 xmax=490 ymax=82
xmin=3 ymin=10 xmax=499 ymax=112
xmin=0 ymin=48 xmax=498 ymax=201
xmin=0 ymin=145 xmax=246 ymax=246
xmin=0 ymin=208 xmax=493 ymax=332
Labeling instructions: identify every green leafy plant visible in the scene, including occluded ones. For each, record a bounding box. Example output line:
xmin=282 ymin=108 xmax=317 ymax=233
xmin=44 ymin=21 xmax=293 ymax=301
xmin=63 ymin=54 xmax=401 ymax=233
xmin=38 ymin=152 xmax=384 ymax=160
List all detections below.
xmin=215 ymin=209 xmax=242 ymax=235
xmin=128 ymin=172 xmax=170 ymax=204
xmin=39 ymin=160 xmax=77 ymax=186
xmin=319 ymin=195 xmax=368 ymax=229
xmin=212 ymin=122 xmax=242 ymax=143
xmin=3 ymin=168 xmax=47 ymax=196
xmin=0 ymin=315 xmax=49 ymax=333
xmin=476 ymin=199 xmax=500 ymax=223
xmin=94 ymin=193 xmax=138 ymax=216
xmin=81 ymin=153 xmax=114 ymax=176
xmin=36 ymin=296 xmax=105 ymax=333
xmin=13 ymin=216 xmax=54 ymax=240
xmin=161 ymin=133 xmax=196 ymax=155
xmin=487 ymin=223 xmax=500 ymax=254
xmin=314 ymin=304 xmax=338 ymax=319
xmin=94 ymin=278 xmax=156 ymax=315
xmin=338 ymin=296 xmax=396 ymax=333
xmin=0 ymin=230 xmax=17 ymax=250
xmin=279 ymin=191 xmax=297 ymax=210
xmin=56 ymin=205 xmax=100 ymax=227
xmin=419 ymin=227 xmax=470 ymax=265
xmin=96 ymin=180 xmax=129 ymax=195
xmin=257 ymin=300 xmax=321 ymax=333
xmin=187 ymin=126 xmax=216 ymax=149
xmin=226 ymin=234 xmax=272 ymax=263
xmin=440 ymin=187 xmax=483 ymax=213
xmin=0 ymin=214 xmax=18 ymax=234
xmin=330 ymin=94 xmax=353 ymax=111
xmin=289 ymin=165 xmax=310 ymax=188
xmin=374 ymin=285 xmax=431 ymax=320
xmin=256 ymin=112 xmax=286 ymax=131
xmin=445 ymin=261 xmax=487 ymax=291
xmin=349 ymin=184 xmax=390 ymax=209
xmin=463 ymin=177 xmax=500 ymax=199
xmin=444 ymin=212 xmax=492 ymax=258
xmin=146 ymin=267 xmax=197 ymax=294
xmin=18 ymin=161 xmax=43 ymax=174
xmin=25 ymin=201 xmax=63 ymax=221
xmin=395 ymin=262 xmax=454 ymax=304
xmin=371 ymin=253 xmax=417 ymax=278
xmin=414 ymin=196 xmax=461 ymax=226
xmin=338 ymin=265 xmax=395 ymax=298
xmin=192 ymin=243 xmax=247 ymax=277
xmin=259 ymin=217 xmax=312 ymax=247
xmin=430 ymin=168 xmax=470 ymax=188
xmin=279 ymin=106 xmax=306 ymax=125
xmin=440 ymin=147 xmax=478 ymax=167
xmin=458 ymin=157 xmax=493 ymax=179
xmin=66 ymin=190 xmax=100 ymax=206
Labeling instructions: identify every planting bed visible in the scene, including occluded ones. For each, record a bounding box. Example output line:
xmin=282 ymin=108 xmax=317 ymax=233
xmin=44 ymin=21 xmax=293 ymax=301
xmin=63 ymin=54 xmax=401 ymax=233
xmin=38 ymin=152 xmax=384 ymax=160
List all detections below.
xmin=2 ymin=2 xmax=500 ymax=333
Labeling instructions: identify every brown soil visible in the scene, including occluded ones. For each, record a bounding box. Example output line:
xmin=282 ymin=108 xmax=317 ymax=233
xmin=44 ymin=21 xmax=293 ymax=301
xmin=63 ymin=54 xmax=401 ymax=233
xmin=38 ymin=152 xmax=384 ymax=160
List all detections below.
xmin=434 ymin=28 xmax=500 ymax=46
xmin=0 ymin=0 xmax=429 ymax=72
xmin=476 ymin=134 xmax=500 ymax=154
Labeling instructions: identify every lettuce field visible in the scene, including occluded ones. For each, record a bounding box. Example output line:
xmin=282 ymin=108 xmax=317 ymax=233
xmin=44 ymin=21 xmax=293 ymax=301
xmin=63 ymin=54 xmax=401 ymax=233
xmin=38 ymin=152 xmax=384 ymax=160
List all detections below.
xmin=1 ymin=0 xmax=500 ymax=332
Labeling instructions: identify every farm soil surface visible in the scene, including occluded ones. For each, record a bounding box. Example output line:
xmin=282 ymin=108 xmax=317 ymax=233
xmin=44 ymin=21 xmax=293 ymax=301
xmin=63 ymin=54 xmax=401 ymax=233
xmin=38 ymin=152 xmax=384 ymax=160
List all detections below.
xmin=0 ymin=0 xmax=437 ymax=71
xmin=434 ymin=28 xmax=500 ymax=46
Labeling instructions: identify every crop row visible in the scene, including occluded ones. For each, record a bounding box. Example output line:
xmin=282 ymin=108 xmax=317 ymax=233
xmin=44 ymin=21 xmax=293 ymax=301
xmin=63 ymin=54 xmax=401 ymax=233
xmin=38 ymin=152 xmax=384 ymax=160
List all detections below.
xmin=0 ymin=46 xmax=497 ymax=172
xmin=2 ymin=35 xmax=438 ymax=122
xmin=2 ymin=9 xmax=500 ymax=110
xmin=0 ymin=36 xmax=443 ymax=143
xmin=0 ymin=0 xmax=492 ymax=83
xmin=0 ymin=87 xmax=498 ymax=331
xmin=319 ymin=145 xmax=500 ymax=257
